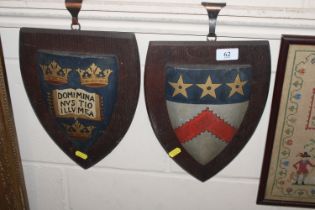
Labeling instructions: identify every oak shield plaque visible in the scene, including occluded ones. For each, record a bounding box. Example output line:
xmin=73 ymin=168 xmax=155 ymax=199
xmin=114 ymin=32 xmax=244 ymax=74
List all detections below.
xmin=145 ymin=41 xmax=270 ymax=181
xmin=20 ymin=28 xmax=140 ymax=168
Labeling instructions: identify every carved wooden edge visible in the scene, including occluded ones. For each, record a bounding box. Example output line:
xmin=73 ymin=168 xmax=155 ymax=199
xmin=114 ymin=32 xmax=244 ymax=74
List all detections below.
xmin=0 ymin=37 xmax=29 ymax=210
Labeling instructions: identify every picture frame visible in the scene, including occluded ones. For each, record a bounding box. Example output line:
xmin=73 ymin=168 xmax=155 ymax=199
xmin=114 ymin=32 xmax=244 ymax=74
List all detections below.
xmin=258 ymin=35 xmax=315 ymax=208
xmin=0 ymin=37 xmax=29 ymax=210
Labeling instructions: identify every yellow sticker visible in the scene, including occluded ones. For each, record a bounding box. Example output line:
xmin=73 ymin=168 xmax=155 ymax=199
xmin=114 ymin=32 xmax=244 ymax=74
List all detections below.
xmin=169 ymin=148 xmax=182 ymax=158
xmin=75 ymin=151 xmax=88 ymax=160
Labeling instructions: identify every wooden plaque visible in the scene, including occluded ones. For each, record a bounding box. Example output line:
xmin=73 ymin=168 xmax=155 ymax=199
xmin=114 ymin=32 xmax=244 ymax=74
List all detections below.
xmin=145 ymin=41 xmax=270 ymax=181
xmin=20 ymin=28 xmax=140 ymax=168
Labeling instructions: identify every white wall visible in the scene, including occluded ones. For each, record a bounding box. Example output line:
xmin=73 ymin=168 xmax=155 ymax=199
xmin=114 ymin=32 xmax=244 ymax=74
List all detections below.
xmin=1 ymin=0 xmax=315 ymax=209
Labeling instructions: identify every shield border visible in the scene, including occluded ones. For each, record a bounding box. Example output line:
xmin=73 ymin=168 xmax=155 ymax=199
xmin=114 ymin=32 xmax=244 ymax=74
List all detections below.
xmin=20 ymin=28 xmax=140 ymax=169
xmin=145 ymin=41 xmax=270 ymax=181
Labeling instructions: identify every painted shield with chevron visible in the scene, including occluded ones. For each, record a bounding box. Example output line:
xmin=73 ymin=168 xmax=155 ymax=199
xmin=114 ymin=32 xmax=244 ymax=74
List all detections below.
xmin=166 ymin=65 xmax=251 ymax=165
xmin=145 ymin=41 xmax=270 ymax=181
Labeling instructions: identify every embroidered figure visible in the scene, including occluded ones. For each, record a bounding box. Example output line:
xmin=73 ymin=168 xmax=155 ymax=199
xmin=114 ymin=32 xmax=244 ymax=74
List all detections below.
xmin=293 ymin=152 xmax=315 ymax=185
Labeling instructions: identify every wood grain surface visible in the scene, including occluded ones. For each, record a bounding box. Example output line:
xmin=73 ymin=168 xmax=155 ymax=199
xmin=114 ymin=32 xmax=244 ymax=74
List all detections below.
xmin=0 ymin=37 xmax=29 ymax=210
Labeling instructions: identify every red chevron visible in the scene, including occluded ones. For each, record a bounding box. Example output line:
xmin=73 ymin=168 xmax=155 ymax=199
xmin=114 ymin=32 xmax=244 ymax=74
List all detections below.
xmin=174 ymin=108 xmax=237 ymax=144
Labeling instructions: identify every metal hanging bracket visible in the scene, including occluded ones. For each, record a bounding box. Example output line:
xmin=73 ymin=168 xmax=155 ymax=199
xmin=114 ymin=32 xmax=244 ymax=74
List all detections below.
xmin=202 ymin=2 xmax=226 ymax=41
xmin=65 ymin=0 xmax=83 ymax=30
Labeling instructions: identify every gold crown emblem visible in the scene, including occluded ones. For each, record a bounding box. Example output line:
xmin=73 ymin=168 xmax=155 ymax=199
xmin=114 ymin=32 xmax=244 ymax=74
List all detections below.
xmin=77 ymin=63 xmax=113 ymax=87
xmin=40 ymin=61 xmax=71 ymax=84
xmin=63 ymin=121 xmax=95 ymax=140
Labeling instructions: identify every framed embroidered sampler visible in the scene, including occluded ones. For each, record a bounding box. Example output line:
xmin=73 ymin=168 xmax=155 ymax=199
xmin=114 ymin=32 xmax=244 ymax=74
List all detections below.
xmin=258 ymin=35 xmax=315 ymax=208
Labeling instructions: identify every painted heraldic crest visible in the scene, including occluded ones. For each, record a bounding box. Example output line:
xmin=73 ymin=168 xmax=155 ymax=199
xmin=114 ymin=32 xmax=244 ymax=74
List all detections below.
xmin=145 ymin=41 xmax=270 ymax=181
xmin=20 ymin=28 xmax=140 ymax=168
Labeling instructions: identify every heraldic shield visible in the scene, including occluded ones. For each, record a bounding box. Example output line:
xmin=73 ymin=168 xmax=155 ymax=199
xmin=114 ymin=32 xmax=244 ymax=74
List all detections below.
xmin=145 ymin=41 xmax=270 ymax=181
xmin=20 ymin=28 xmax=140 ymax=168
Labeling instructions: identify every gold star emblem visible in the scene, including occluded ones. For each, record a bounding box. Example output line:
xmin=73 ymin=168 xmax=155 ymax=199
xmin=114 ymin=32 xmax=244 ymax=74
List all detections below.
xmin=226 ymin=74 xmax=247 ymax=97
xmin=197 ymin=76 xmax=221 ymax=98
xmin=169 ymin=75 xmax=193 ymax=98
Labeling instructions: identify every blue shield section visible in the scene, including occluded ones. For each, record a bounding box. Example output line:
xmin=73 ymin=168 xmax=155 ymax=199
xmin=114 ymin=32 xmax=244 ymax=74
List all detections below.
xmin=166 ymin=65 xmax=251 ymax=105
xmin=37 ymin=51 xmax=118 ymax=151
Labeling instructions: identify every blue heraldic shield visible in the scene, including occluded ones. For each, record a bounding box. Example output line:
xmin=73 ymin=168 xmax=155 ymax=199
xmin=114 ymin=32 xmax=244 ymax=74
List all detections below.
xmin=37 ymin=51 xmax=118 ymax=152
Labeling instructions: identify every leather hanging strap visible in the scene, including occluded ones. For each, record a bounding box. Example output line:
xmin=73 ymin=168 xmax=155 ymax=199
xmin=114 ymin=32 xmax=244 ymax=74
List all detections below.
xmin=65 ymin=0 xmax=83 ymax=29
